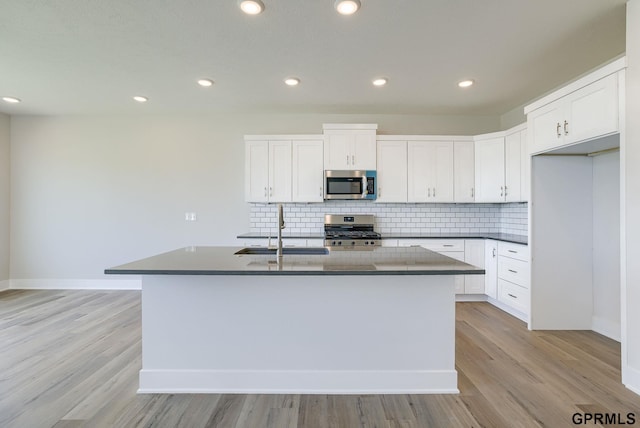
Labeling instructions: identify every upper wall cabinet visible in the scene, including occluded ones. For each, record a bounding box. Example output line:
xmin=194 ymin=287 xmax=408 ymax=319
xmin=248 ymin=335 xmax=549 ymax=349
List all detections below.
xmin=475 ymin=124 xmax=528 ymax=203
xmin=323 ymin=124 xmax=377 ymax=170
xmin=525 ymin=58 xmax=625 ymax=155
xmin=376 ymin=141 xmax=408 ymax=203
xmin=407 ymin=141 xmax=454 ymax=203
xmin=245 ymin=136 xmax=323 ymax=203
xmin=453 ymin=141 xmax=475 ymax=203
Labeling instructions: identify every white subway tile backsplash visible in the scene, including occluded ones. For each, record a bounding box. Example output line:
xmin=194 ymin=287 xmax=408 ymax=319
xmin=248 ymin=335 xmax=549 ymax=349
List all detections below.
xmin=248 ymin=202 xmax=528 ymax=236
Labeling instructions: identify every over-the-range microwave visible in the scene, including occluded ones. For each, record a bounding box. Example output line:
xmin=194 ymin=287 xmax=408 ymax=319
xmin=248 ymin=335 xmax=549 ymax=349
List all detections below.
xmin=324 ymin=170 xmax=377 ymax=200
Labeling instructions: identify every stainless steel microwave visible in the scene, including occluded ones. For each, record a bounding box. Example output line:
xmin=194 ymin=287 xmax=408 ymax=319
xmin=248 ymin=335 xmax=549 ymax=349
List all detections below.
xmin=324 ymin=170 xmax=377 ymax=200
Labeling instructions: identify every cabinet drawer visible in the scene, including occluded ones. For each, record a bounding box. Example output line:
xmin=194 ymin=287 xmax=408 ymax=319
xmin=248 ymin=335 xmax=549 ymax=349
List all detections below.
xmin=398 ymin=239 xmax=464 ymax=252
xmin=498 ymin=279 xmax=529 ymax=314
xmin=498 ymin=241 xmax=529 ymax=261
xmin=498 ymin=257 xmax=529 ymax=288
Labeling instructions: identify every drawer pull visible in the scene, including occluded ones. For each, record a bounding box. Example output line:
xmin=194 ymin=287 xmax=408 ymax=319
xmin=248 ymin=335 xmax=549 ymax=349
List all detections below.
xmin=443 ymin=244 xmax=454 ymax=247
xmin=508 ymin=250 xmax=518 ymax=253
xmin=508 ymin=293 xmax=518 ymax=299
xmin=508 ymin=269 xmax=518 ymax=274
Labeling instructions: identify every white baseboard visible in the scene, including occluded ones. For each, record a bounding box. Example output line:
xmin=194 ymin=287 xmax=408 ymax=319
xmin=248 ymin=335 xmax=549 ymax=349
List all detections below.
xmin=456 ymin=294 xmax=488 ymax=302
xmin=487 ymin=296 xmax=528 ymax=323
xmin=138 ymin=369 xmax=459 ymax=395
xmin=623 ymin=365 xmax=640 ymax=396
xmin=0 ymin=279 xmax=9 ymax=292
xmin=592 ymin=315 xmax=621 ymax=342
xmin=10 ymin=278 xmax=141 ymax=290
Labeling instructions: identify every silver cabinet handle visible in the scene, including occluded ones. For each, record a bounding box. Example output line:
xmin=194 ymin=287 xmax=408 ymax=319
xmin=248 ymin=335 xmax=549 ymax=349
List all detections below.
xmin=346 ymin=155 xmax=349 ymax=165
xmin=500 ymin=186 xmax=504 ymax=197
xmin=504 ymin=186 xmax=508 ymax=197
xmin=352 ymin=154 xmax=355 ymax=165
xmin=471 ymin=188 xmax=474 ymax=198
xmin=492 ymin=248 xmax=496 ymax=257
xmin=427 ymin=187 xmax=431 ymax=197
xmin=556 ymin=122 xmax=561 ymax=138
xmin=433 ymin=187 xmax=436 ymax=197
xmin=264 ymin=187 xmax=267 ymax=197
xmin=320 ymin=187 xmax=323 ymax=197
xmin=269 ymin=187 xmax=273 ymax=197
xmin=379 ymin=187 xmax=382 ymax=197
xmin=508 ymin=269 xmax=518 ymax=274
xmin=508 ymin=293 xmax=518 ymax=299
xmin=564 ymin=120 xmax=569 ymax=135
xmin=443 ymin=244 xmax=454 ymax=247
xmin=508 ymin=249 xmax=517 ymax=254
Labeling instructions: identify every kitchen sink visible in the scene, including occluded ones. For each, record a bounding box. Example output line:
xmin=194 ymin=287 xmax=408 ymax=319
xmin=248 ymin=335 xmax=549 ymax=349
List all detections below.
xmin=234 ymin=247 xmax=329 ymax=256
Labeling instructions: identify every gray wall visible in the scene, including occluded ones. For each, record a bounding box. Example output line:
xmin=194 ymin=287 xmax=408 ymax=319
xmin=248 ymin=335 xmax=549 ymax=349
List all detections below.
xmin=625 ymin=0 xmax=640 ymax=394
xmin=0 ymin=114 xmax=9 ymax=283
xmin=9 ymin=112 xmax=500 ymax=280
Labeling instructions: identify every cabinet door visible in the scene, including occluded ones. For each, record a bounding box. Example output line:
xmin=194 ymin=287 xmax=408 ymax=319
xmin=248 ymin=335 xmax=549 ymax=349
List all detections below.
xmin=407 ymin=142 xmax=430 ymax=202
xmin=454 ymin=141 xmax=475 ymax=202
xmin=520 ymin=129 xmax=530 ymax=202
xmin=376 ymin=141 xmax=407 ymax=202
xmin=352 ymin=133 xmax=377 ymax=170
xmin=323 ymin=134 xmax=351 ymax=170
xmin=475 ymin=137 xmax=505 ymax=202
xmin=484 ymin=240 xmax=498 ymax=299
xmin=565 ymin=73 xmax=619 ymax=144
xmin=245 ymin=140 xmax=269 ymax=202
xmin=464 ymin=240 xmax=485 ymax=294
xmin=527 ymin=101 xmax=565 ymax=154
xmin=505 ymin=131 xmax=522 ymax=202
xmin=292 ymin=140 xmax=324 ymax=202
xmin=431 ymin=141 xmax=454 ymax=202
xmin=268 ymin=141 xmax=292 ymax=202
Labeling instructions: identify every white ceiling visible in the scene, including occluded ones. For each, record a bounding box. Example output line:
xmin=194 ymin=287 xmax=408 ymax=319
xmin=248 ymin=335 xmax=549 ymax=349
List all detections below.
xmin=0 ymin=0 xmax=627 ymax=116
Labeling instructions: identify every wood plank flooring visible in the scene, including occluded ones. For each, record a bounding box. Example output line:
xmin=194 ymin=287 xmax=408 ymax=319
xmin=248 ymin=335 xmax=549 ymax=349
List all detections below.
xmin=1 ymin=289 xmax=638 ymax=427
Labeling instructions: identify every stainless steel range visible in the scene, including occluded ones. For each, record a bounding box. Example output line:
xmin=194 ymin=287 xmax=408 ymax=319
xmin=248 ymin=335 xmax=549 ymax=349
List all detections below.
xmin=324 ymin=214 xmax=381 ymax=249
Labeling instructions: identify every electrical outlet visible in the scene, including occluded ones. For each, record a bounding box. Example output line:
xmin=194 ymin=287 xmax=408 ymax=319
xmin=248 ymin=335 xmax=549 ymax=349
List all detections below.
xmin=185 ymin=212 xmax=197 ymax=221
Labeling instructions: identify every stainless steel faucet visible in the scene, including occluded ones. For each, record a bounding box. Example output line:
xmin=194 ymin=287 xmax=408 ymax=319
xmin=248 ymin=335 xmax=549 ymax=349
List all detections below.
xmin=276 ymin=204 xmax=285 ymax=258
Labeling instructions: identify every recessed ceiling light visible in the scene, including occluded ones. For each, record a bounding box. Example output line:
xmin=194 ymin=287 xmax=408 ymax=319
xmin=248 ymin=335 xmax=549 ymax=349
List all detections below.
xmin=239 ymin=0 xmax=264 ymax=15
xmin=197 ymin=79 xmax=214 ymax=87
xmin=284 ymin=77 xmax=300 ymax=86
xmin=2 ymin=96 xmax=21 ymax=103
xmin=372 ymin=77 xmax=388 ymax=87
xmin=133 ymin=96 xmax=148 ymax=103
xmin=335 ymin=0 xmax=361 ymax=15
xmin=458 ymin=79 xmax=474 ymax=88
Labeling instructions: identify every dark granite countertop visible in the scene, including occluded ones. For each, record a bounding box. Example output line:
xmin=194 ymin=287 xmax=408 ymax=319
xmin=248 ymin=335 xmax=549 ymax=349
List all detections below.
xmin=237 ymin=232 xmax=528 ymax=245
xmin=105 ymin=246 xmax=485 ymax=276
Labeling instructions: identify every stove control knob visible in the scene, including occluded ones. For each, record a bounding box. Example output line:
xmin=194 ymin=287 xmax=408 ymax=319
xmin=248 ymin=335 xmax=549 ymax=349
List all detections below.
xmin=338 ymin=241 xmax=342 ymax=245
xmin=351 ymin=241 xmax=356 ymax=246
xmin=364 ymin=241 xmax=369 ymax=245
xmin=332 ymin=241 xmax=336 ymax=246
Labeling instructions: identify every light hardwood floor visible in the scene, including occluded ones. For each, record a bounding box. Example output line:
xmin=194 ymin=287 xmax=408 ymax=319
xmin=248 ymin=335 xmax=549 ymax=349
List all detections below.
xmin=1 ymin=289 xmax=638 ymax=427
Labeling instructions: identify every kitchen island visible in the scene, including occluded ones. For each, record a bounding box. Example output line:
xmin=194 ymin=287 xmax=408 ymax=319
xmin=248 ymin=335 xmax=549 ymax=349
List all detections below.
xmin=106 ymin=246 xmax=484 ymax=394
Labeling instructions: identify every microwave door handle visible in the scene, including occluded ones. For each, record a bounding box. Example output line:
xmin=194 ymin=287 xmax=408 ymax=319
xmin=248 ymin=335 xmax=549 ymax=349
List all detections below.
xmin=362 ymin=176 xmax=368 ymax=197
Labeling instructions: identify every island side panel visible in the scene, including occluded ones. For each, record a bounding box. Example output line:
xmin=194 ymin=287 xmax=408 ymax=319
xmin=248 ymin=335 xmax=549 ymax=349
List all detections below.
xmin=139 ymin=274 xmax=457 ymax=394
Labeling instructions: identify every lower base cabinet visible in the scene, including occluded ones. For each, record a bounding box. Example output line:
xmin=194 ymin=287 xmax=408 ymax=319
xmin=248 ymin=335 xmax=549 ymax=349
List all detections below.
xmin=495 ymin=241 xmax=530 ymax=319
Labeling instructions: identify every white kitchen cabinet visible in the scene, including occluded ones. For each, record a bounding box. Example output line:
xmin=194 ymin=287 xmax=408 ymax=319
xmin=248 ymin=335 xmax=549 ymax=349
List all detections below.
xmin=474 ymin=137 xmax=506 ymax=202
xmin=475 ymin=126 xmax=527 ymax=203
xmin=292 ymin=140 xmax=324 ymax=202
xmin=484 ymin=240 xmax=498 ymax=299
xmin=464 ymin=240 xmax=485 ymax=294
xmin=454 ymin=141 xmax=475 ymax=202
xmin=505 ymin=129 xmax=523 ymax=202
xmin=245 ymin=140 xmax=270 ymax=202
xmin=527 ymin=72 xmax=619 ymax=154
xmin=324 ymin=131 xmax=377 ymax=170
xmin=496 ymin=241 xmax=529 ymax=320
xmin=268 ymin=141 xmax=293 ymax=202
xmin=376 ymin=141 xmax=407 ymax=203
xmin=407 ymin=141 xmax=454 ymax=202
